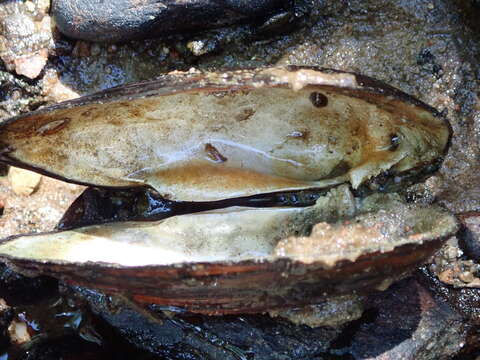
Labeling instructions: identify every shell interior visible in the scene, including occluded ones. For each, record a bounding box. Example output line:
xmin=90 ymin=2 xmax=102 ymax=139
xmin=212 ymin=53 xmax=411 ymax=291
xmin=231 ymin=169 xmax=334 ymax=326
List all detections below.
xmin=0 ymin=68 xmax=450 ymax=201
xmin=0 ymin=190 xmax=458 ymax=268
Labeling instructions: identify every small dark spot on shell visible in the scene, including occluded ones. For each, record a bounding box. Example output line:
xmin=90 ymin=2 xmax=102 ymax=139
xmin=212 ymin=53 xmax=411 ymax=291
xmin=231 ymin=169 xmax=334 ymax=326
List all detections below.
xmin=205 ymin=143 xmax=227 ymax=163
xmin=389 ymin=133 xmax=400 ymax=151
xmin=108 ymin=118 xmax=123 ymax=126
xmin=327 ymin=135 xmax=337 ymax=146
xmin=309 ymin=92 xmax=328 ymax=108
xmin=36 ymin=118 xmax=70 ymax=135
xmin=129 ymin=109 xmax=142 ymax=117
xmin=235 ymin=108 xmax=255 ymax=122
xmin=211 ymin=124 xmax=227 ymax=132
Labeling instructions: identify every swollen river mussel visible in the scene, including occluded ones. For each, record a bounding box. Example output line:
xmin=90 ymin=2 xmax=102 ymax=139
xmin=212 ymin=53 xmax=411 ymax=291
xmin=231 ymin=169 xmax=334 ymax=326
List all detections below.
xmin=0 ymin=66 xmax=458 ymax=314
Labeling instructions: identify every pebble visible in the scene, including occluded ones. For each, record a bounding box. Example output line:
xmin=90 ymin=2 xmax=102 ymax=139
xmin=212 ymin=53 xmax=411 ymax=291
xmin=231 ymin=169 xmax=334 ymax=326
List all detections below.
xmin=72 ymin=41 xmax=91 ymax=57
xmin=445 ymin=245 xmax=459 ymax=260
xmin=8 ymin=320 xmax=30 ymax=345
xmin=8 ymin=167 xmax=42 ymax=196
xmin=25 ymin=1 xmax=35 ymax=13
xmin=458 ymin=212 xmax=480 ymax=262
xmin=438 ymin=269 xmax=455 ymax=284
xmin=37 ymin=0 xmax=50 ymax=13
xmin=107 ymin=44 xmax=118 ymax=54
xmin=13 ymin=49 xmax=48 ymax=79
xmin=459 ymin=271 xmax=475 ymax=283
xmin=187 ymin=39 xmax=218 ymax=56
xmin=41 ymin=70 xmax=80 ymax=103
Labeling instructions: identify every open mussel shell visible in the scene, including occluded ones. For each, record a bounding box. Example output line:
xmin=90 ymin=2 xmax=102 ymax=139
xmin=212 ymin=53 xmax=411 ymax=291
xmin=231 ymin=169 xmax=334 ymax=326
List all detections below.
xmin=0 ymin=66 xmax=457 ymax=314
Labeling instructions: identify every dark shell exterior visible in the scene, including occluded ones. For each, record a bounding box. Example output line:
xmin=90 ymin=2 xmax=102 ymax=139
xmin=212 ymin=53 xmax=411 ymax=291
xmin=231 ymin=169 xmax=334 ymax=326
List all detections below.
xmin=3 ymin=246 xmax=440 ymax=314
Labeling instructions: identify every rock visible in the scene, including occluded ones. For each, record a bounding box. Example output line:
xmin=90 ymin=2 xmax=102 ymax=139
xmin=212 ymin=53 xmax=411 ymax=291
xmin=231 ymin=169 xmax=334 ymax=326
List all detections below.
xmin=0 ymin=265 xmax=58 ymax=305
xmin=0 ymin=266 xmax=118 ymax=358
xmin=458 ymin=212 xmax=480 ymax=262
xmin=430 ymin=236 xmax=480 ymax=288
xmin=71 ymin=286 xmax=342 ymax=359
xmin=269 ymin=295 xmax=366 ymax=328
xmin=186 ymin=38 xmax=219 ymax=56
xmin=0 ymin=298 xmax=13 ymax=347
xmin=52 ymin=0 xmax=295 ymax=42
xmin=0 ymin=1 xmax=53 ymax=79
xmin=67 ymin=278 xmax=472 ymax=360
xmin=8 ymin=320 xmax=30 ymax=345
xmin=41 ymin=70 xmax=80 ymax=103
xmin=339 ymin=278 xmax=469 ymax=359
xmin=418 ymin=266 xmax=480 ymax=325
xmin=0 ymin=164 xmax=8 ymax=177
xmin=71 ymin=41 xmax=91 ymax=57
xmin=8 ymin=167 xmax=42 ymax=196
xmin=13 ymin=48 xmax=48 ymax=79
xmin=10 ymin=335 xmax=112 ymax=360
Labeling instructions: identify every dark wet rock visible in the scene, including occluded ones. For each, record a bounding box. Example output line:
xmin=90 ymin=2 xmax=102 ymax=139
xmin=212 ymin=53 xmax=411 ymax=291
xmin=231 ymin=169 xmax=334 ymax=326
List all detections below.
xmin=67 ymin=278 xmax=471 ymax=359
xmin=458 ymin=212 xmax=480 ymax=262
xmin=333 ymin=278 xmax=468 ymax=359
xmin=0 ymin=264 xmax=58 ymax=305
xmin=52 ymin=0 xmax=299 ymax=43
xmin=0 ymin=266 xmax=105 ymax=358
xmin=269 ymin=295 xmax=367 ymax=328
xmin=186 ymin=37 xmax=220 ymax=57
xmin=71 ymin=286 xmax=342 ymax=359
xmin=254 ymin=9 xmax=298 ymax=37
xmin=15 ymin=335 xmax=113 ymax=360
xmin=416 ymin=267 xmax=480 ymax=358
xmin=0 ymin=299 xmax=13 ymax=348
xmin=0 ymin=68 xmax=43 ymax=117
xmin=416 ymin=48 xmax=443 ymax=79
